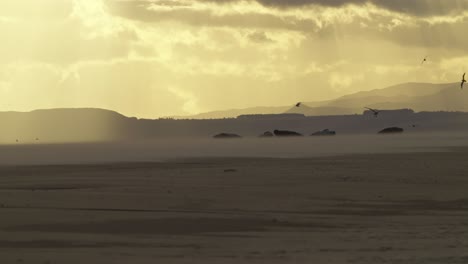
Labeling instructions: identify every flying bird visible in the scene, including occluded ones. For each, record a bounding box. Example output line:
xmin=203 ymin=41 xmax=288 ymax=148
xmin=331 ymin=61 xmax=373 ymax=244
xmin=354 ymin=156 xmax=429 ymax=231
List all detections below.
xmin=421 ymin=56 xmax=427 ymax=65
xmin=365 ymin=107 xmax=380 ymax=117
xmin=461 ymin=73 xmax=466 ymax=89
xmin=295 ymin=102 xmax=301 ymax=107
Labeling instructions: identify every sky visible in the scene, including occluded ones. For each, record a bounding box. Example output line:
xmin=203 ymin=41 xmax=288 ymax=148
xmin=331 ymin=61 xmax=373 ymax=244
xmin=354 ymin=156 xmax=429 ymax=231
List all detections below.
xmin=1 ymin=0 xmax=468 ymax=118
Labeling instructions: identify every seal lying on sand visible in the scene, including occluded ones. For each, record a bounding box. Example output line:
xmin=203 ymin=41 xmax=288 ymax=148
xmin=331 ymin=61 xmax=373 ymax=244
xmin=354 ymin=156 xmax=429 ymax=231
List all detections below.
xmin=274 ymin=130 xmax=303 ymax=137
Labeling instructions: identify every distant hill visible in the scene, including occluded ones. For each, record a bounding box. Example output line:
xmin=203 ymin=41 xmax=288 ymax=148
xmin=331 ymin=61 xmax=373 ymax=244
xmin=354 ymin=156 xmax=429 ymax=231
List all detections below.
xmin=364 ymin=85 xmax=468 ymax=112
xmin=332 ymin=82 xmax=452 ymax=101
xmin=285 ymin=105 xmax=355 ymax=116
xmin=181 ymin=82 xmax=459 ymax=118
xmin=287 ymin=82 xmax=460 ymax=115
xmin=2 ymin=107 xmax=468 ymax=143
xmin=1 ymin=82 xmax=467 ymax=143
xmin=0 ymin=108 xmax=130 ymax=143
xmin=174 ymin=106 xmax=289 ymax=119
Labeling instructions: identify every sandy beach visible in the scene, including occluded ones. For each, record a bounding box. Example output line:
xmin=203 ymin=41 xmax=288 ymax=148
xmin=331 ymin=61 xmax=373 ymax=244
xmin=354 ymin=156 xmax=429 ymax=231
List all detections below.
xmin=0 ymin=145 xmax=467 ymax=263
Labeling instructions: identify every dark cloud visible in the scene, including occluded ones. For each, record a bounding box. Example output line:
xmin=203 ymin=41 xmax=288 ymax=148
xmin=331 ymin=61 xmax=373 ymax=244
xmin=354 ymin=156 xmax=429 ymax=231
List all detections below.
xmin=204 ymin=0 xmax=468 ymax=16
xmin=106 ymin=0 xmax=468 ymax=52
xmin=108 ymin=0 xmax=468 ymax=19
xmin=248 ymin=31 xmax=274 ymax=43
xmin=107 ymin=1 xmax=319 ymax=31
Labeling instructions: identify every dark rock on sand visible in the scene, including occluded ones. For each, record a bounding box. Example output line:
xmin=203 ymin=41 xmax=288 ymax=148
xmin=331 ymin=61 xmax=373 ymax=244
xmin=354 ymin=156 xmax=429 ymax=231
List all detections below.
xmin=311 ymin=129 xmax=336 ymax=136
xmin=213 ymin=133 xmax=242 ymax=139
xmin=378 ymin=127 xmax=404 ymax=134
xmin=273 ymin=130 xmax=303 ymax=137
xmin=259 ymin=131 xmax=274 ymax=138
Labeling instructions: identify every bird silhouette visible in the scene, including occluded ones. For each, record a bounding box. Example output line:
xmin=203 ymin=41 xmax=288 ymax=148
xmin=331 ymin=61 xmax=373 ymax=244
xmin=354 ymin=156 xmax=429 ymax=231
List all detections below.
xmin=421 ymin=56 xmax=427 ymax=65
xmin=295 ymin=102 xmax=301 ymax=107
xmin=461 ymin=73 xmax=466 ymax=89
xmin=365 ymin=107 xmax=380 ymax=117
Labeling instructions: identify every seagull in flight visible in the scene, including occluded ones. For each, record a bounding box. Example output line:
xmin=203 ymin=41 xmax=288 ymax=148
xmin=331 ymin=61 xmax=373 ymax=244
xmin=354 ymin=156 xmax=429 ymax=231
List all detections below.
xmin=421 ymin=56 xmax=427 ymax=65
xmin=295 ymin=102 xmax=301 ymax=107
xmin=461 ymin=73 xmax=466 ymax=90
xmin=365 ymin=107 xmax=380 ymax=117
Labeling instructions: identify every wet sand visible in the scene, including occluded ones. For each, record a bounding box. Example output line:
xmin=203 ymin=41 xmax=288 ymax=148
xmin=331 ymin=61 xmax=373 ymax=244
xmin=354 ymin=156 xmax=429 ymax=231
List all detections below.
xmin=0 ymin=151 xmax=467 ymax=263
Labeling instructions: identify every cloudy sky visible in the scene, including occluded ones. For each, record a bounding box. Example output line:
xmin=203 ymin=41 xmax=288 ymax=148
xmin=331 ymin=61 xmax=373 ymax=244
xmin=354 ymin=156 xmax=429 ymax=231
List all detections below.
xmin=1 ymin=0 xmax=468 ymax=118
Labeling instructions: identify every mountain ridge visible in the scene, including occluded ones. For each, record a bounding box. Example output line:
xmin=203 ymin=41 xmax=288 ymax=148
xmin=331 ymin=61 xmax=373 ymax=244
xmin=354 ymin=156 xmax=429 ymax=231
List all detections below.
xmin=2 ymin=106 xmax=468 ymax=144
xmin=177 ymin=82 xmax=460 ymax=119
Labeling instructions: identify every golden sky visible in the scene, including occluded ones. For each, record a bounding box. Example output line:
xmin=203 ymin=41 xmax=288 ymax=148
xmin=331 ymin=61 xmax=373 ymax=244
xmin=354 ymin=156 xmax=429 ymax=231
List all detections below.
xmin=1 ymin=0 xmax=468 ymax=118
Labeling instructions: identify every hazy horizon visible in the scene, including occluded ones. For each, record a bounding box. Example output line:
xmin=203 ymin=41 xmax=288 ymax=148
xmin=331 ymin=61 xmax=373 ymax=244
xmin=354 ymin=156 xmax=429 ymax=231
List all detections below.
xmin=1 ymin=132 xmax=466 ymax=165
xmin=0 ymin=81 xmax=463 ymax=119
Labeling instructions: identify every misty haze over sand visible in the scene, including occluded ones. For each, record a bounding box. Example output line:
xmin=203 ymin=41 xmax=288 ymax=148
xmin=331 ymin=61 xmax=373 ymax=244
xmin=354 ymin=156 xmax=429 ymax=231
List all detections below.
xmin=0 ymin=132 xmax=468 ymax=165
